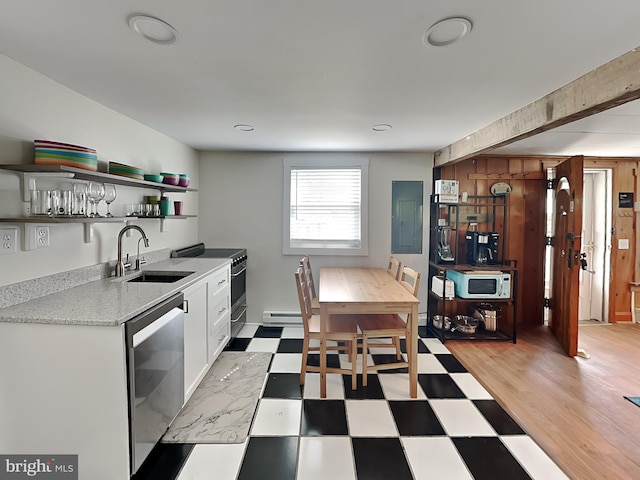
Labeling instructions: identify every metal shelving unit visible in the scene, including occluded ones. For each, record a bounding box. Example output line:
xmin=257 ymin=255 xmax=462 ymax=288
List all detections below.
xmin=427 ymin=195 xmax=517 ymax=343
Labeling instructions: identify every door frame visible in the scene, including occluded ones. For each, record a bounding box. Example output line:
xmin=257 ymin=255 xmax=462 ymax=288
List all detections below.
xmin=579 ymin=169 xmax=612 ymax=323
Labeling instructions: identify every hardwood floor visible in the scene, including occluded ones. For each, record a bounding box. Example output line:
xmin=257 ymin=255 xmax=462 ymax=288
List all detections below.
xmin=446 ymin=323 xmax=640 ymax=480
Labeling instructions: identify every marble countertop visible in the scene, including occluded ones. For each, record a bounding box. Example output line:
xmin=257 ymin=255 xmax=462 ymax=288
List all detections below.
xmin=0 ymin=257 xmax=230 ymax=327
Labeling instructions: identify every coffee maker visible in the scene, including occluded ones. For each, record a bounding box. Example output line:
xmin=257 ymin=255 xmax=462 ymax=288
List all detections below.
xmin=465 ymin=231 xmax=500 ymax=266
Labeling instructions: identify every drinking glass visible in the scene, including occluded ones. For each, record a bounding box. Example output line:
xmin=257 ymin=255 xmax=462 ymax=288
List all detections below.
xmin=103 ymin=184 xmax=117 ymax=217
xmin=72 ymin=183 xmax=87 ymax=216
xmin=57 ymin=189 xmax=73 ymax=216
xmin=87 ymin=182 xmax=105 ymax=217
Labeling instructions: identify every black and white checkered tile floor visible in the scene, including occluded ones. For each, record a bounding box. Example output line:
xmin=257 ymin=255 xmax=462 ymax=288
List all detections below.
xmin=135 ymin=325 xmax=568 ymax=480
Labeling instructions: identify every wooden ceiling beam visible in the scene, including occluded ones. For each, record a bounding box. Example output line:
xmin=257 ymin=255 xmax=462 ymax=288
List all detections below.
xmin=434 ymin=46 xmax=640 ymax=167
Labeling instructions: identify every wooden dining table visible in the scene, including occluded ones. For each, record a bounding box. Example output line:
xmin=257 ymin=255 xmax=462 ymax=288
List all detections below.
xmin=318 ymin=267 xmax=420 ymax=398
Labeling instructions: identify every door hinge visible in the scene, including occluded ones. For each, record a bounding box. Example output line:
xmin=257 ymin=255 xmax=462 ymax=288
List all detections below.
xmin=544 ymin=297 xmax=551 ymax=309
xmin=545 ymin=236 xmax=553 ymax=246
xmin=547 ymin=179 xmax=555 ymax=190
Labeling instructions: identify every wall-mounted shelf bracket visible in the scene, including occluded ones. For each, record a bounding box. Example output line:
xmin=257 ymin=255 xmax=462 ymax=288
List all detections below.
xmin=83 ymin=223 xmax=94 ymax=244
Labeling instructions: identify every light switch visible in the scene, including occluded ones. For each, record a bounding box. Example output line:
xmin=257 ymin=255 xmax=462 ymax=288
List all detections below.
xmin=619 ymin=238 xmax=630 ymax=250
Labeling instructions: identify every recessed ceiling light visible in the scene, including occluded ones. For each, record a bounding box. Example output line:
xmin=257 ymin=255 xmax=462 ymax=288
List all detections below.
xmin=424 ymin=17 xmax=472 ymax=47
xmin=128 ymin=14 xmax=179 ymax=45
xmin=372 ymin=124 xmax=392 ymax=131
xmin=234 ymin=124 xmax=255 ymax=132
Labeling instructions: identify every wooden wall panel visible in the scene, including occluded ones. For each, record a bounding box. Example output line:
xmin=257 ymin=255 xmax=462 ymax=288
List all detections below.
xmin=610 ymin=162 xmax=636 ymax=321
xmin=478 ymin=157 xmax=546 ymax=325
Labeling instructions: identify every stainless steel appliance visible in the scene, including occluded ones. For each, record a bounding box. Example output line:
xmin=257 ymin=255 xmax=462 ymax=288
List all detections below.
xmin=125 ymin=293 xmax=185 ymax=475
xmin=171 ymin=244 xmax=247 ymax=338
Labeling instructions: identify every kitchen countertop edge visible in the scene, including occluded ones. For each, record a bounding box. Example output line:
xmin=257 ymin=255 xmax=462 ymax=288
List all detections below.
xmin=0 ymin=257 xmax=231 ymax=327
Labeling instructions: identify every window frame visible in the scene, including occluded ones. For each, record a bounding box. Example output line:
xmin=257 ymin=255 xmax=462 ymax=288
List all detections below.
xmin=282 ymin=157 xmax=369 ymax=256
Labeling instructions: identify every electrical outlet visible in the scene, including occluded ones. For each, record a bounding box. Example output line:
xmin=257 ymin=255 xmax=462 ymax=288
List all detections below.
xmin=36 ymin=226 xmax=50 ymax=248
xmin=0 ymin=227 xmax=18 ymax=254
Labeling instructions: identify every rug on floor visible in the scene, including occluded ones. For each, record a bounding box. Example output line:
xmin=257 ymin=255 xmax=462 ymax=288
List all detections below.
xmin=162 ymin=351 xmax=272 ymax=444
xmin=624 ymin=396 xmax=640 ymax=408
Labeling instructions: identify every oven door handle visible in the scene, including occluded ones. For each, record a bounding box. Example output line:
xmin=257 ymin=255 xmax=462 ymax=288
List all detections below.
xmin=231 ymin=305 xmax=247 ymax=322
xmin=231 ymin=266 xmax=247 ymax=277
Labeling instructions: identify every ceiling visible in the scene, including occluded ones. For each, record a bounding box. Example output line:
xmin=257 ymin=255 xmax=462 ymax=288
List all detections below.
xmin=2 ymin=0 xmax=640 ymax=155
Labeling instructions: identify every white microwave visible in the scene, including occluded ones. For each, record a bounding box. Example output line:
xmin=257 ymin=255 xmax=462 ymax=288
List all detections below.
xmin=446 ymin=270 xmax=511 ymax=299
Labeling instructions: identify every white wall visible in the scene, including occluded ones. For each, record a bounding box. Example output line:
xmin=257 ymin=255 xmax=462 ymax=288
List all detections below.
xmin=0 ymin=55 xmax=199 ymax=287
xmin=198 ymin=151 xmax=433 ymax=324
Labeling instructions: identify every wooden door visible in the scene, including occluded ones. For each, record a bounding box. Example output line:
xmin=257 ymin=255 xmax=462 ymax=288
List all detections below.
xmin=550 ymin=155 xmax=583 ymax=356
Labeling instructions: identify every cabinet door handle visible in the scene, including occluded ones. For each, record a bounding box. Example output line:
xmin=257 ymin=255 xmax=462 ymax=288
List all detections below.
xmin=217 ymin=279 xmax=226 ymax=286
xmin=218 ymin=307 xmax=226 ymax=315
xmin=183 ymin=299 xmax=189 ymax=313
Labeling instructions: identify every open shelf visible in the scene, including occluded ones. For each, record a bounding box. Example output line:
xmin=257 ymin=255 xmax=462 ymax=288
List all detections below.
xmin=428 ymin=290 xmax=515 ymax=303
xmin=429 ymin=261 xmax=517 ymax=272
xmin=0 ymin=215 xmax=197 ymax=224
xmin=0 ymin=164 xmax=197 ymax=193
xmin=427 ymin=324 xmax=514 ymax=341
xmin=133 ymin=215 xmax=197 ymax=220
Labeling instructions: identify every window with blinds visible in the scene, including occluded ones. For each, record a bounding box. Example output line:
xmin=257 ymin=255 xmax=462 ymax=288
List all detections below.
xmin=283 ymin=157 xmax=369 ymax=255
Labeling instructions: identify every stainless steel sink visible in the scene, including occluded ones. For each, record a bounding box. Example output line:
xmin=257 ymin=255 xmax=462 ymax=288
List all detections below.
xmin=126 ymin=271 xmax=195 ymax=283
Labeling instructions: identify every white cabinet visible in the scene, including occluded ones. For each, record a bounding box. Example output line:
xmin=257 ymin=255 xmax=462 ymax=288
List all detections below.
xmin=207 ymin=265 xmax=231 ymax=364
xmin=0 ymin=322 xmax=131 ymax=480
xmin=182 ymin=262 xmax=231 ymax=401
xmin=182 ymin=280 xmax=209 ymax=402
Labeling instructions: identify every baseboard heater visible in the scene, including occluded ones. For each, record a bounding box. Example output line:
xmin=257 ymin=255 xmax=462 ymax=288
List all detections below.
xmin=262 ymin=311 xmax=302 ymax=326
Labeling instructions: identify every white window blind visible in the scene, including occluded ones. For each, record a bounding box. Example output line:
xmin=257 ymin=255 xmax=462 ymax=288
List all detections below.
xmin=283 ymin=157 xmax=369 ymax=256
xmin=290 ymin=168 xmax=361 ymax=248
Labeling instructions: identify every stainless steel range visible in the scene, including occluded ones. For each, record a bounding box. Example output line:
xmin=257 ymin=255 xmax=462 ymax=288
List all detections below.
xmin=171 ymin=243 xmax=247 ymax=338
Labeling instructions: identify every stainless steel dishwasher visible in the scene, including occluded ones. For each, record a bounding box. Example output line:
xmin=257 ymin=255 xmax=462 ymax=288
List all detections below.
xmin=125 ymin=293 xmax=185 ymax=475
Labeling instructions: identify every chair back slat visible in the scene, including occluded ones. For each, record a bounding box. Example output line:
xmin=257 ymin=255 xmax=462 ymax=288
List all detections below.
xmin=387 ymin=256 xmax=403 ymax=280
xmin=300 ymin=255 xmax=318 ymax=300
xmin=399 ymin=266 xmax=421 ymax=296
xmin=294 ymin=267 xmax=312 ymax=335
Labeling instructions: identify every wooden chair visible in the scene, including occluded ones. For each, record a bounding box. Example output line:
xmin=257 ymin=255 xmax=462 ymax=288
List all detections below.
xmin=294 ymin=267 xmax=359 ymax=390
xmin=356 ymin=266 xmax=421 ymax=386
xmin=300 ymin=256 xmax=320 ymax=314
xmin=387 ymin=256 xmax=403 ymax=281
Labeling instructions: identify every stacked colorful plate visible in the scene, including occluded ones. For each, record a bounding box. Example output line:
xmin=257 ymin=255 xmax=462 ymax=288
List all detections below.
xmin=109 ymin=161 xmax=144 ymax=179
xmin=34 ymin=139 xmax=98 ymax=171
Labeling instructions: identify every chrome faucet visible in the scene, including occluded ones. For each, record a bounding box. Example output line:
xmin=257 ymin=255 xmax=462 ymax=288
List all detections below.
xmin=116 ymin=225 xmax=150 ymax=276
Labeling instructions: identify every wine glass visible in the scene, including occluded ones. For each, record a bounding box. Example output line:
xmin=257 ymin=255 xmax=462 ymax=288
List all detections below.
xmin=87 ymin=182 xmax=105 ymax=217
xmin=103 ymin=184 xmax=117 ymax=217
